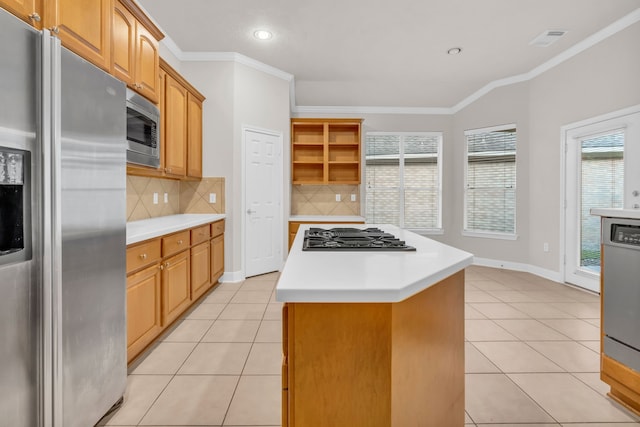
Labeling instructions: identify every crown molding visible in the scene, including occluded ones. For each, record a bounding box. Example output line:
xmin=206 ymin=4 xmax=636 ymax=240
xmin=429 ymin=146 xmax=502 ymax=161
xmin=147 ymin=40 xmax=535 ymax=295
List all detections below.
xmin=158 ymin=7 xmax=639 ymax=116
xmin=160 ymin=35 xmax=293 ymax=82
xmin=450 ymin=6 xmax=640 ymax=113
xmin=292 ymin=105 xmax=453 ymax=115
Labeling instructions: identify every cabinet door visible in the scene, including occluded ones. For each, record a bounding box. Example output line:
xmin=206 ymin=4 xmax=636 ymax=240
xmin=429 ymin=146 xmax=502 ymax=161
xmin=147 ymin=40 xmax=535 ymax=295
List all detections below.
xmin=134 ymin=22 xmax=159 ymax=103
xmin=0 ymin=0 xmax=42 ymax=27
xmin=190 ymin=241 xmax=211 ymax=301
xmin=211 ymin=234 xmax=224 ymax=283
xmin=163 ymin=74 xmax=187 ymax=177
xmin=161 ymin=250 xmax=190 ymax=326
xmin=187 ymin=92 xmax=203 ymax=178
xmin=127 ymin=263 xmax=162 ymax=362
xmin=45 ymin=0 xmax=111 ymax=71
xmin=111 ymin=0 xmax=135 ymax=85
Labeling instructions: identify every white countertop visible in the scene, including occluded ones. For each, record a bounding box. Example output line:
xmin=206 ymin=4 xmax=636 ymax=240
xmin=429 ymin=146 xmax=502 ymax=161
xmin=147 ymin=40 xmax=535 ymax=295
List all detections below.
xmin=127 ymin=214 xmax=226 ymax=245
xmin=276 ymin=224 xmax=473 ymax=303
xmin=289 ymin=215 xmax=365 ymax=222
xmin=591 ymin=208 xmax=640 ymax=220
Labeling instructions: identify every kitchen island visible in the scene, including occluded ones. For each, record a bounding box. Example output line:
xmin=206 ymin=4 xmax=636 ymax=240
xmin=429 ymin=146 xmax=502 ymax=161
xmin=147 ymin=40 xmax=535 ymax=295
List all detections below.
xmin=276 ymin=224 xmax=473 ymax=427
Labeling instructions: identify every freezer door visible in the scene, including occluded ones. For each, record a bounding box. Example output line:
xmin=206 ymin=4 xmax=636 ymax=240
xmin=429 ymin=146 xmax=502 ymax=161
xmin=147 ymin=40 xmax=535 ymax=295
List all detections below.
xmin=52 ymin=46 xmax=127 ymax=427
xmin=0 ymin=9 xmax=40 ymax=427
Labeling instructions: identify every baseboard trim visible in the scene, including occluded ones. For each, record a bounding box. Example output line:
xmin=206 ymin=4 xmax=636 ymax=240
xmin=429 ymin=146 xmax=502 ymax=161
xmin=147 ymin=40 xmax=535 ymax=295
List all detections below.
xmin=220 ymin=270 xmax=244 ymax=283
xmin=472 ymin=257 xmax=563 ymax=283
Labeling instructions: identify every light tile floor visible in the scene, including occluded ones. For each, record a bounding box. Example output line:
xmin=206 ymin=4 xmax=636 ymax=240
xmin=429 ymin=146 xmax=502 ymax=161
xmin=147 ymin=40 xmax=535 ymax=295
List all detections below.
xmin=99 ymin=266 xmax=640 ymax=427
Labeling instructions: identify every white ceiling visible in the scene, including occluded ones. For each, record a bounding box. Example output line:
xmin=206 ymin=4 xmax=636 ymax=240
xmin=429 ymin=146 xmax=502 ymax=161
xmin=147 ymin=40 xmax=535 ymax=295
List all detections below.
xmin=138 ymin=0 xmax=639 ymax=109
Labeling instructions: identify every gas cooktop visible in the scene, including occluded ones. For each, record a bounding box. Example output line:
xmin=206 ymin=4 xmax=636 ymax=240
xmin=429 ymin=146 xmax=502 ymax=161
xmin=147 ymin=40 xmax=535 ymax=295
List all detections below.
xmin=302 ymin=227 xmax=416 ymax=251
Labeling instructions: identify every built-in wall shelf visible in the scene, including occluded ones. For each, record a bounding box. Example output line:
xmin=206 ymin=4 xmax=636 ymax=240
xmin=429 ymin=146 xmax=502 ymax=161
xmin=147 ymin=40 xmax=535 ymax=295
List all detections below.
xmin=291 ymin=118 xmax=362 ymax=185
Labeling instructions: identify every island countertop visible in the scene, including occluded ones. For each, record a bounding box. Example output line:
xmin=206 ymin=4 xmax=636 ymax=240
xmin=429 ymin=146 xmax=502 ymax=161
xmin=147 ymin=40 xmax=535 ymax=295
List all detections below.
xmin=276 ymin=224 xmax=473 ymax=303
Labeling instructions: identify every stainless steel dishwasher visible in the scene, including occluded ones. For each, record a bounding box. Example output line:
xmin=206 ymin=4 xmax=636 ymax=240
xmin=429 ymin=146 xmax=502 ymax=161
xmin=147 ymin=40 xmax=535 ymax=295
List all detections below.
xmin=602 ymin=217 xmax=640 ymax=372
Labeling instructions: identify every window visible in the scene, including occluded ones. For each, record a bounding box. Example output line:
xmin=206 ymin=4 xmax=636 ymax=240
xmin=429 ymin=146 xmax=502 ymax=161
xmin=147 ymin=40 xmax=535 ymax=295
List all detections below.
xmin=365 ymin=132 xmax=442 ymax=231
xmin=464 ymin=124 xmax=517 ymax=238
xmin=580 ymin=130 xmax=624 ymax=271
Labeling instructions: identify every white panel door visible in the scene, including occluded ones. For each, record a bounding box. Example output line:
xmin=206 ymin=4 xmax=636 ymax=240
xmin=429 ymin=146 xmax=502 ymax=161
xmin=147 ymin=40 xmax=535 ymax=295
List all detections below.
xmin=244 ymin=128 xmax=282 ymax=277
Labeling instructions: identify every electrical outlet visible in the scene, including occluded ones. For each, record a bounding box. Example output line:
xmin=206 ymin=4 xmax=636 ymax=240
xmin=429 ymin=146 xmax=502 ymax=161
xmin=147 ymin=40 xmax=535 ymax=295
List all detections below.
xmin=543 ymin=243 xmax=549 ymax=252
xmin=351 ymin=194 xmax=357 ymax=202
xmin=164 ymin=193 xmax=168 ymax=203
xmin=153 ymin=192 xmax=158 ymax=205
xmin=209 ymin=193 xmax=216 ymax=203
xmin=335 ymin=194 xmax=341 ymax=202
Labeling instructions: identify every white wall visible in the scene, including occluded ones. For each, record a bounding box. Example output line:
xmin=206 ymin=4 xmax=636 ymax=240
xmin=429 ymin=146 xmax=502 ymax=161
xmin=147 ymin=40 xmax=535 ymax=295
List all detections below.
xmin=180 ymin=60 xmax=290 ymax=278
xmin=448 ymin=82 xmax=531 ymax=265
xmin=173 ymin=19 xmax=639 ymax=282
xmin=231 ymin=63 xmax=291 ymax=276
xmin=528 ymin=21 xmax=640 ymax=274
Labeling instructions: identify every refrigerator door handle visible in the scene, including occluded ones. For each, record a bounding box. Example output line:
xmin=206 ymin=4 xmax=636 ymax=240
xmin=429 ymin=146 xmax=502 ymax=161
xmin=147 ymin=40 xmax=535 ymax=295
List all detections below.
xmin=40 ymin=29 xmax=64 ymax=427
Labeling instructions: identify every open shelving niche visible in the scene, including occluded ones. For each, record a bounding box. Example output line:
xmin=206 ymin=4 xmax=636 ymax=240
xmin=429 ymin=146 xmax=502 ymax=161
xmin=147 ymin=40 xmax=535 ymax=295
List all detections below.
xmin=291 ymin=119 xmax=362 ymax=185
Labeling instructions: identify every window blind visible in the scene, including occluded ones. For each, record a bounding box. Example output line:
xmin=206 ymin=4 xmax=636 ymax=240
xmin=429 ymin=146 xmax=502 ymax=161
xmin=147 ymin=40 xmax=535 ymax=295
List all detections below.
xmin=580 ymin=130 xmax=624 ymax=268
xmin=464 ymin=126 xmax=517 ymax=235
xmin=365 ymin=133 xmax=441 ymax=229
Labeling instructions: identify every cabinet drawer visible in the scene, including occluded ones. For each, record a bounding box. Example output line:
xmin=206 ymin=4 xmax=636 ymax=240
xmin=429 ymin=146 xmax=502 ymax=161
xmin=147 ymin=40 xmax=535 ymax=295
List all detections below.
xmin=211 ymin=219 xmax=225 ymax=237
xmin=191 ymin=224 xmax=210 ymax=245
xmin=162 ymin=230 xmax=190 ymax=257
xmin=127 ymin=239 xmax=161 ymax=274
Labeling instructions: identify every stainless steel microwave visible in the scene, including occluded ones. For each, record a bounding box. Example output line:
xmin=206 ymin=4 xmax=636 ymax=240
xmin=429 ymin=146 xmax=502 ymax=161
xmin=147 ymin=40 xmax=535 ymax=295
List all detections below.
xmin=126 ymin=89 xmax=160 ymax=168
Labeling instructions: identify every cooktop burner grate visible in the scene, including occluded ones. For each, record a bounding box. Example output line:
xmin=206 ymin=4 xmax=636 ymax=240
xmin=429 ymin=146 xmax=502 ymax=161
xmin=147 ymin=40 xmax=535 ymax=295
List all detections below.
xmin=302 ymin=227 xmax=416 ymax=251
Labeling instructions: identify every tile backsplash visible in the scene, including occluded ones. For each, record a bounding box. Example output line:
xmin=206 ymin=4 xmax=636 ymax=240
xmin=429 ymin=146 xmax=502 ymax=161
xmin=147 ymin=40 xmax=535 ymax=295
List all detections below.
xmin=291 ymin=185 xmax=361 ymax=216
xmin=127 ymin=176 xmax=225 ymax=221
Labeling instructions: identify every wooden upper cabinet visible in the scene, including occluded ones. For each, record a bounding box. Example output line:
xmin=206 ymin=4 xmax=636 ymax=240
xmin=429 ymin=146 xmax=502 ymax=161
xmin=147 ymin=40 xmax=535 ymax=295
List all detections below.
xmin=112 ymin=0 xmax=161 ymax=104
xmin=187 ymin=92 xmax=203 ymax=178
xmin=44 ymin=0 xmax=112 ymax=71
xmin=0 ymin=0 xmax=42 ymax=27
xmin=111 ymin=0 xmax=135 ymax=83
xmin=135 ymin=23 xmax=159 ymax=103
xmin=164 ymin=74 xmax=188 ymax=178
xmin=159 ymin=58 xmax=206 ymax=180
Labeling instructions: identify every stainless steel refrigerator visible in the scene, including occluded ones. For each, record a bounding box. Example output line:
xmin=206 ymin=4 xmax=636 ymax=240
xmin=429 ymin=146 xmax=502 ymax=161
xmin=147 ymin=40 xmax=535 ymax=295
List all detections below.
xmin=0 ymin=8 xmax=127 ymax=427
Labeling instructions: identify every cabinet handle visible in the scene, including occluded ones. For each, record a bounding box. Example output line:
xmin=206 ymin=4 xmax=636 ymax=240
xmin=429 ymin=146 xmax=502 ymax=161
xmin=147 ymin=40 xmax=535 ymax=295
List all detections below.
xmin=50 ymin=26 xmax=59 ymax=35
xmin=165 ymin=262 xmax=170 ymax=267
xmin=159 ymin=264 xmax=164 ymax=271
xmin=139 ymin=253 xmax=147 ymax=260
xmin=177 ymin=240 xmax=183 ymax=245
xmin=29 ymin=13 xmax=41 ymax=22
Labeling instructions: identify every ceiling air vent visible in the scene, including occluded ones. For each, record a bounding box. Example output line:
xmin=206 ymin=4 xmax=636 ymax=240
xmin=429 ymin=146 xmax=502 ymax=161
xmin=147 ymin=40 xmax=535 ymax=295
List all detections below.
xmin=529 ymin=30 xmax=568 ymax=47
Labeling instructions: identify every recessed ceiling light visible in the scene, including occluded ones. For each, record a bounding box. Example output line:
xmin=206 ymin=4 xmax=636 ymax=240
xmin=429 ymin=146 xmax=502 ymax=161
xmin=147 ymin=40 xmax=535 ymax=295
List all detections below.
xmin=253 ymin=29 xmax=273 ymax=40
xmin=447 ymin=47 xmax=462 ymax=55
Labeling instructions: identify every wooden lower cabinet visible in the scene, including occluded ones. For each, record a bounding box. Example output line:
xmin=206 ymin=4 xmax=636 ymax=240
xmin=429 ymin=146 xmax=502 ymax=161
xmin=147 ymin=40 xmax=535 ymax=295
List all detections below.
xmin=211 ymin=234 xmax=224 ymax=283
xmin=190 ymin=240 xmax=211 ymax=301
xmin=282 ymin=271 xmax=465 ymax=427
xmin=126 ymin=262 xmax=162 ymax=363
xmin=126 ymin=219 xmax=225 ymax=363
xmin=161 ymin=249 xmax=191 ymax=326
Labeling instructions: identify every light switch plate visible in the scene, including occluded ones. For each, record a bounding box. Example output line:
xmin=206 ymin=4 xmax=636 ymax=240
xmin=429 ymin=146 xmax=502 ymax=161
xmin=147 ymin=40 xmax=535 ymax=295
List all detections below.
xmin=164 ymin=193 xmax=168 ymax=203
xmin=153 ymin=192 xmax=158 ymax=204
xmin=351 ymin=194 xmax=357 ymax=202
xmin=209 ymin=193 xmax=216 ymax=203
xmin=335 ymin=194 xmax=341 ymax=202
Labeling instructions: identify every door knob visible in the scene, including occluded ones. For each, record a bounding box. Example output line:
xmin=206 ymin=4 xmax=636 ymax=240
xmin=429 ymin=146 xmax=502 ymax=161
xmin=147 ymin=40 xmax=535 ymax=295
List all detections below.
xmin=247 ymin=209 xmax=255 ymax=214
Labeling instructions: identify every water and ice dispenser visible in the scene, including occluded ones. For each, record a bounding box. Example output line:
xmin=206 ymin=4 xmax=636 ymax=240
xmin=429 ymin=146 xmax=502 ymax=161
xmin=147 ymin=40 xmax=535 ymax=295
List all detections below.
xmin=0 ymin=147 xmax=30 ymax=265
